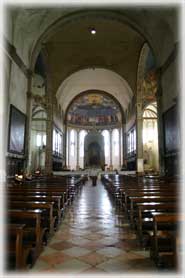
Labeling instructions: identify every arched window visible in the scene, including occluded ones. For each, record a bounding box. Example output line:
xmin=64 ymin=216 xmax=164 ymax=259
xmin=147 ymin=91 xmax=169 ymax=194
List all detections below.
xmin=70 ymin=129 xmax=75 ymax=157
xmin=102 ymin=130 xmax=109 ymax=156
xmin=102 ymin=130 xmax=110 ymax=166
xmin=37 ymin=133 xmax=46 ymax=148
xmin=112 ymin=129 xmax=119 ymax=157
xmin=79 ymin=130 xmax=87 ymax=157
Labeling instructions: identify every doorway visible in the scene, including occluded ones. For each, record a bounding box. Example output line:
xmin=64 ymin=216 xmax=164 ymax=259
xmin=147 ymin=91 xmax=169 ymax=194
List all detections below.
xmin=88 ymin=142 xmax=101 ymax=167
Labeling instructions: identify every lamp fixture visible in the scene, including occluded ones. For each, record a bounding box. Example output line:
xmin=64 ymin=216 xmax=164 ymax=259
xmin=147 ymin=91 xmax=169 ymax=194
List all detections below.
xmin=90 ymin=28 xmax=96 ymax=35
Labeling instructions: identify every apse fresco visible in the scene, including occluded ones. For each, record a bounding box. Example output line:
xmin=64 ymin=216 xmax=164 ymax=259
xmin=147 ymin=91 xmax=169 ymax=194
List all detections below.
xmin=67 ymin=93 xmax=121 ymax=127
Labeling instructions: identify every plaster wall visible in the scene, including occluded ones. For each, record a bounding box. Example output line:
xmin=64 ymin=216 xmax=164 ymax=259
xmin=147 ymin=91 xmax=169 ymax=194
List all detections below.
xmin=11 ymin=8 xmax=77 ymax=67
xmin=4 ymin=8 xmax=14 ymax=44
xmin=9 ymin=62 xmax=27 ymax=114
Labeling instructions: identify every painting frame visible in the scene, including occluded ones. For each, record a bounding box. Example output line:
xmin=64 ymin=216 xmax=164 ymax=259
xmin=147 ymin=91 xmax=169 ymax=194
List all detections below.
xmin=8 ymin=104 xmax=26 ymax=155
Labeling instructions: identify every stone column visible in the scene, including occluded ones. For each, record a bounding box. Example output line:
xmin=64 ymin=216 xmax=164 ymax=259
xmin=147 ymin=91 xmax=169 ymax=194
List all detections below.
xmin=76 ymin=129 xmax=80 ymax=170
xmin=122 ymin=123 xmax=127 ymax=168
xmin=119 ymin=128 xmax=122 ymax=168
xmin=156 ymin=69 xmax=165 ymax=175
xmin=68 ymin=128 xmax=71 ymax=169
xmin=64 ymin=124 xmax=67 ymax=167
xmin=25 ymin=72 xmax=33 ymax=173
xmin=136 ymin=102 xmax=144 ymax=174
xmin=109 ymin=129 xmax=113 ymax=170
xmin=45 ymin=92 xmax=53 ymax=176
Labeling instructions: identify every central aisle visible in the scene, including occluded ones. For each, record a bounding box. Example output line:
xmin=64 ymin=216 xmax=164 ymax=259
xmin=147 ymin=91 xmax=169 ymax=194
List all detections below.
xmin=31 ymin=180 xmax=156 ymax=274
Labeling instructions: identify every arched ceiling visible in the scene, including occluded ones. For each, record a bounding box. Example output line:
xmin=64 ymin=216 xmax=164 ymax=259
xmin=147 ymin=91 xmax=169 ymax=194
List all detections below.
xmin=6 ymin=6 xmax=178 ymax=113
xmin=43 ymin=14 xmax=145 ymax=95
xmin=7 ymin=7 xmax=178 ymax=68
xmin=56 ymin=68 xmax=133 ymax=113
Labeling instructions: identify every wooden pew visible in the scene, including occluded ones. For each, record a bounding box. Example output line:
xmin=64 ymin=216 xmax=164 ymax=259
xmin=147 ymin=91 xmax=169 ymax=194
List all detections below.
xmin=7 ymin=223 xmax=32 ymax=270
xmin=135 ymin=202 xmax=177 ymax=242
xmin=129 ymin=196 xmax=177 ymax=225
xmin=124 ymin=190 xmax=176 ymax=212
xmin=9 ymin=201 xmax=56 ymax=235
xmin=150 ymin=212 xmax=181 ymax=268
xmin=8 ymin=195 xmax=62 ymax=225
xmin=8 ymin=187 xmax=67 ymax=208
xmin=8 ymin=209 xmax=47 ymax=262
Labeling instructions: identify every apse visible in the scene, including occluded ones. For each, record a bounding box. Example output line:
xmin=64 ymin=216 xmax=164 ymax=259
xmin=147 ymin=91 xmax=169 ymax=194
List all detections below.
xmin=66 ymin=91 xmax=123 ymax=170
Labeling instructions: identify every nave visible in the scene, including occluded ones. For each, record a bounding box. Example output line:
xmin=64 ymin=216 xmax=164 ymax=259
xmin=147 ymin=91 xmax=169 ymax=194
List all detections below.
xmin=30 ymin=179 xmax=157 ymax=274
xmin=3 ymin=5 xmax=182 ymax=276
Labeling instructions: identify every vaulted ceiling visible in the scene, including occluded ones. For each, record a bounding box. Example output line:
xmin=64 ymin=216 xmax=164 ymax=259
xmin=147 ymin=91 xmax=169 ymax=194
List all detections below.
xmin=43 ymin=15 xmax=145 ymax=94
xmin=6 ymin=6 xmax=178 ymax=113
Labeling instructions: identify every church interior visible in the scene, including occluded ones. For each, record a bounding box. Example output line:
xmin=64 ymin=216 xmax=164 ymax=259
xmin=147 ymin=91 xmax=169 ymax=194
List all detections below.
xmin=2 ymin=3 xmax=183 ymax=276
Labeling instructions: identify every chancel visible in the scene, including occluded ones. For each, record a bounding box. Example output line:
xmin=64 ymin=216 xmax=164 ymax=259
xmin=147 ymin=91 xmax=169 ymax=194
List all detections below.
xmin=2 ymin=3 xmax=182 ymax=275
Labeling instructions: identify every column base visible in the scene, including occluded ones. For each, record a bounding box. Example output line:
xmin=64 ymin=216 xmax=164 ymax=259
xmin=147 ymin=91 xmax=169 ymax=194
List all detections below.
xmin=136 ymin=171 xmax=144 ymax=177
xmin=137 ymin=158 xmax=144 ymax=173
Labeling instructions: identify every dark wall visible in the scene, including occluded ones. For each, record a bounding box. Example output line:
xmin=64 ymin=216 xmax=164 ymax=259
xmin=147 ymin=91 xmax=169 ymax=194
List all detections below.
xmin=127 ymin=158 xmax=136 ymax=171
xmin=53 ymin=158 xmax=63 ymax=171
xmin=163 ymin=104 xmax=179 ymax=176
xmin=6 ymin=157 xmax=25 ymax=178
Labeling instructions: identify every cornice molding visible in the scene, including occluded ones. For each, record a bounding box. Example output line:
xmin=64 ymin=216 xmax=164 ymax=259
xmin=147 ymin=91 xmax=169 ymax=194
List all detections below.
xmin=3 ymin=37 xmax=33 ymax=78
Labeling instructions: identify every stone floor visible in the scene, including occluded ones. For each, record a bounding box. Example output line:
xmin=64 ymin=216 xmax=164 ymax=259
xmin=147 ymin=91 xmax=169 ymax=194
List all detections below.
xmin=30 ymin=179 xmax=158 ymax=275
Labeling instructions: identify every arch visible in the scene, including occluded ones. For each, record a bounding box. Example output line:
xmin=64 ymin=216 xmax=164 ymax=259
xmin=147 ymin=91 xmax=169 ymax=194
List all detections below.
xmin=30 ymin=9 xmax=167 ymax=71
xmin=57 ymin=68 xmax=133 ymax=116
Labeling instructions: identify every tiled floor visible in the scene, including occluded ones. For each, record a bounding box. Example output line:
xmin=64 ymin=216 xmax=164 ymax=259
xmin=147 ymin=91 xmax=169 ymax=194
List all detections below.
xmin=31 ymin=179 xmax=157 ymax=274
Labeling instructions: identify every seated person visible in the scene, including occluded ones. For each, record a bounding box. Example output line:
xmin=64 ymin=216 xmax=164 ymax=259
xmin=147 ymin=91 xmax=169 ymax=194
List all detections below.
xmin=34 ymin=168 xmax=42 ymax=177
xmin=14 ymin=170 xmax=24 ymax=183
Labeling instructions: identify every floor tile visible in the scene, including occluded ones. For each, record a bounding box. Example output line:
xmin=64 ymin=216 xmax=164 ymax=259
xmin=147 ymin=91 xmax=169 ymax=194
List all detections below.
xmin=97 ymin=236 xmax=119 ymax=246
xmin=53 ymin=258 xmax=91 ymax=273
xmin=78 ymin=251 xmax=108 ymax=266
xmin=62 ymin=246 xmax=92 ymax=257
xmin=40 ymin=252 xmax=72 ymax=265
xmin=83 ymin=233 xmax=105 ymax=240
xmin=30 ymin=260 xmax=49 ymax=271
xmin=81 ymin=266 xmax=108 ymax=273
xmin=67 ymin=236 xmax=92 ymax=245
xmin=49 ymin=241 xmax=75 ymax=251
xmin=96 ymin=247 xmax=124 ymax=257
xmin=96 ymin=257 xmax=134 ymax=273
xmin=41 ymin=246 xmax=59 ymax=256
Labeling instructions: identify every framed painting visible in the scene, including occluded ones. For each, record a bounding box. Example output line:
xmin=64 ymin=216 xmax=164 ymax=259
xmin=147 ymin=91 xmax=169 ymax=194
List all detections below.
xmin=8 ymin=105 xmax=26 ymax=155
